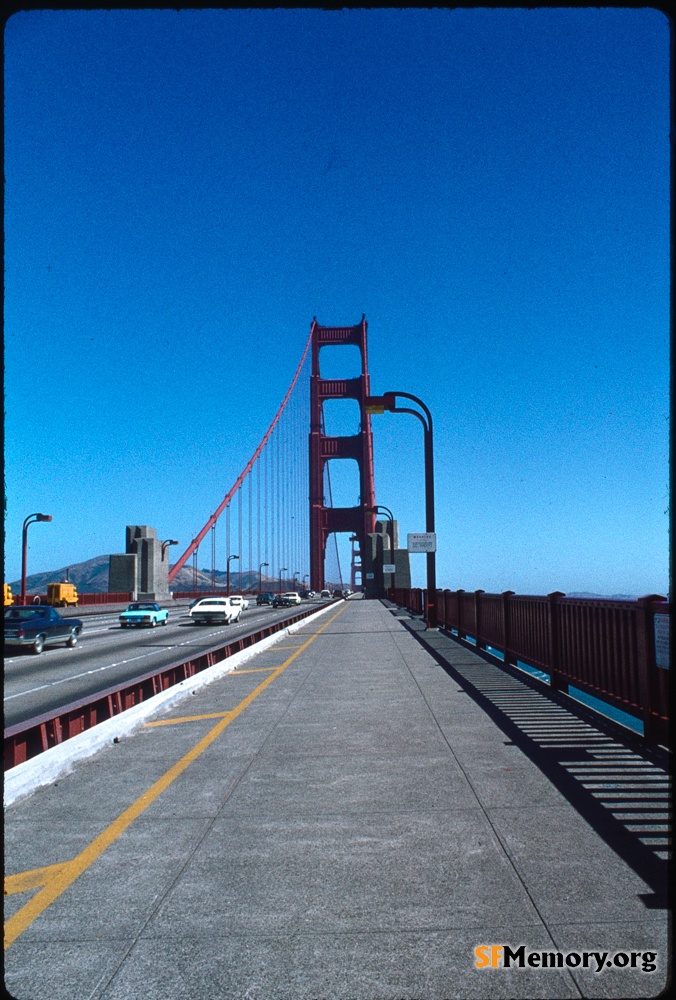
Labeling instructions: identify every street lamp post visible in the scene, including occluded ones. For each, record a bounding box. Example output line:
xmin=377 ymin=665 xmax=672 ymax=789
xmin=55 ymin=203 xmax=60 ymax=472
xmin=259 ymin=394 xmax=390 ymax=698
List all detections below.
xmin=279 ymin=567 xmax=288 ymax=593
xmin=259 ymin=561 xmax=269 ymax=594
xmin=161 ymin=539 xmax=178 ymax=561
xmin=365 ymin=391 xmax=437 ymax=629
xmin=226 ymin=554 xmax=239 ymax=596
xmin=21 ymin=513 xmax=52 ymax=605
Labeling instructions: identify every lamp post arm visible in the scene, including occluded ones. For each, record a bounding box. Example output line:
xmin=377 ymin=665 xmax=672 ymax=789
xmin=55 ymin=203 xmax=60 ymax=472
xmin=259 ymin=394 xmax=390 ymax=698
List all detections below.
xmin=386 ymin=396 xmax=437 ymax=628
xmin=387 ymin=392 xmax=433 ymax=435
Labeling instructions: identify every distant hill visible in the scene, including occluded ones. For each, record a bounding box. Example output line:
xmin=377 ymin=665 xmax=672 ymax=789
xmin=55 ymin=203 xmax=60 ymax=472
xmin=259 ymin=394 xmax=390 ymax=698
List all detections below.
xmin=9 ymin=555 xmax=284 ymax=595
xmin=567 ymin=592 xmax=638 ymax=601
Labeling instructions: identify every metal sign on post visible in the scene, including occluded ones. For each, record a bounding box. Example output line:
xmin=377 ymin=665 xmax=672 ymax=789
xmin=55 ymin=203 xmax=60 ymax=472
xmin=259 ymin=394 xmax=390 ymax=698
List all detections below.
xmin=382 ymin=563 xmax=396 ymax=574
xmin=365 ymin=572 xmax=375 ymax=579
xmin=407 ymin=532 xmax=437 ymax=553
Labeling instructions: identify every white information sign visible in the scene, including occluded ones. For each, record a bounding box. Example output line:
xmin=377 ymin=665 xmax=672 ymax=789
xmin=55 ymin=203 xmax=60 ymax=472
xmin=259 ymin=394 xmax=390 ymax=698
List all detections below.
xmin=654 ymin=614 xmax=670 ymax=670
xmin=407 ymin=532 xmax=437 ymax=553
xmin=382 ymin=563 xmax=396 ymax=574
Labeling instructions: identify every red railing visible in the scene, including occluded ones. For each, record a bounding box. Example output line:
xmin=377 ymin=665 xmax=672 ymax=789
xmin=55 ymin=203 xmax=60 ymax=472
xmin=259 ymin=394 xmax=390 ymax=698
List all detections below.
xmin=389 ymin=588 xmax=670 ymax=747
xmin=172 ymin=591 xmax=258 ymax=600
xmin=11 ymin=592 xmax=133 ymax=607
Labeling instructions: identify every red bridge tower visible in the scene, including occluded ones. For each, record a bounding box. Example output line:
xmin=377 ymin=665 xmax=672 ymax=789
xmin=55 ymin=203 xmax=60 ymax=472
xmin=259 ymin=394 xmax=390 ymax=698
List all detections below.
xmin=309 ymin=316 xmax=377 ymax=592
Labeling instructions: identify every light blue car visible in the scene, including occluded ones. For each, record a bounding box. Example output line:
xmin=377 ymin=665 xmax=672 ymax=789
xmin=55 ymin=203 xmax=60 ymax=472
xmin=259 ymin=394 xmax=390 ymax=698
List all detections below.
xmin=119 ymin=602 xmax=169 ymax=628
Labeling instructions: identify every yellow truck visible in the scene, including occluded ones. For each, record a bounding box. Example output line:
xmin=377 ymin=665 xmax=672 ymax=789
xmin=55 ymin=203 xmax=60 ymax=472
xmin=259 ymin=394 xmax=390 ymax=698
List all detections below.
xmin=46 ymin=582 xmax=79 ymax=607
xmin=4 ymin=583 xmax=13 ymax=606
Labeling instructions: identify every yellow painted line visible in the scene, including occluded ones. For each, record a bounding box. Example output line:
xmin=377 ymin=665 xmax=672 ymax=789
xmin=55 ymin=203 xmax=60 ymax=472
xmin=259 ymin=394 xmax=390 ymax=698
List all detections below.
xmin=4 ymin=601 xmax=348 ymax=949
xmin=230 ymin=665 xmax=281 ymax=674
xmin=4 ymin=863 xmax=69 ymax=895
xmin=144 ymin=711 xmax=234 ymax=727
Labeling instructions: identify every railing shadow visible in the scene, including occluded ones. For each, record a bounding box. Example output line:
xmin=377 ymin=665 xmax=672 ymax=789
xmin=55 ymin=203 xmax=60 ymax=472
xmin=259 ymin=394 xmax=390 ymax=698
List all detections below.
xmin=401 ymin=615 xmax=671 ymax=911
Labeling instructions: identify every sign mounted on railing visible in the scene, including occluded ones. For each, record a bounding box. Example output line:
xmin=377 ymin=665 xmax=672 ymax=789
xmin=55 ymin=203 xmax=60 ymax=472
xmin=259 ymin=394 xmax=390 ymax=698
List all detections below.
xmin=407 ymin=532 xmax=437 ymax=553
xmin=654 ymin=614 xmax=670 ymax=669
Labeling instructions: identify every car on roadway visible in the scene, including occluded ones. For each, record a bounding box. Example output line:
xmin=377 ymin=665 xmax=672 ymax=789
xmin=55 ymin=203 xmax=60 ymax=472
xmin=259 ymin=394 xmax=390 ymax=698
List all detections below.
xmin=4 ymin=605 xmax=83 ymax=655
xmin=272 ymin=591 xmax=301 ymax=608
xmin=320 ymin=590 xmax=331 ymax=599
xmin=256 ymin=592 xmax=275 ymax=606
xmin=229 ymin=595 xmax=249 ymax=612
xmin=119 ymin=602 xmax=169 ymax=628
xmin=189 ymin=597 xmax=241 ymax=625
xmin=333 ymin=589 xmax=344 ymax=598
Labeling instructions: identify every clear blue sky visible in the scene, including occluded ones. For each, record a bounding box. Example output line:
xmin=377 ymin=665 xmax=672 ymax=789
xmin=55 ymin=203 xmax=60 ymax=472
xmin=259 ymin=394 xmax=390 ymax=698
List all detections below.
xmin=4 ymin=8 xmax=670 ymax=597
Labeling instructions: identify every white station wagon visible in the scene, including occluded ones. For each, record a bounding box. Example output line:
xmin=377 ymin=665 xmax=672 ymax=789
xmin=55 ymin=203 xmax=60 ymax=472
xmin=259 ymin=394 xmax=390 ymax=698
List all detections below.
xmin=189 ymin=597 xmax=241 ymax=625
xmin=228 ymin=595 xmax=250 ymax=611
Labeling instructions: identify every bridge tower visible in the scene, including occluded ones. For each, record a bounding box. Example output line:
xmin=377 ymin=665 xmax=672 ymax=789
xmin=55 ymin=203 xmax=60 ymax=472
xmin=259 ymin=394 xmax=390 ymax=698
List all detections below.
xmin=309 ymin=316 xmax=377 ymax=592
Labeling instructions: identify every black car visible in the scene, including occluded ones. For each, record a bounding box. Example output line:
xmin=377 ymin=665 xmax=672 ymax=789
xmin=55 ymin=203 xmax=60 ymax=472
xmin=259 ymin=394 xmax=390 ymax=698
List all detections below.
xmin=272 ymin=594 xmax=294 ymax=608
xmin=4 ymin=605 xmax=83 ymax=655
xmin=256 ymin=592 xmax=275 ymax=606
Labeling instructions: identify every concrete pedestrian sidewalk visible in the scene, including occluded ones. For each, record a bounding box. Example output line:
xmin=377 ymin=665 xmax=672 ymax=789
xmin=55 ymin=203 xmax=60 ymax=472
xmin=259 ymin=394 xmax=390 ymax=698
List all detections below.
xmin=3 ymin=599 xmax=670 ymax=999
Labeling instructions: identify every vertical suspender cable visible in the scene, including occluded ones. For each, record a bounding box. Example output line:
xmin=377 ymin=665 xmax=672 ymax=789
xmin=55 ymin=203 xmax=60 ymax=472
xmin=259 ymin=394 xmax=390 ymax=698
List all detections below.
xmin=257 ymin=456 xmax=261 ymax=581
xmin=248 ymin=468 xmax=253 ymax=593
xmin=237 ymin=484 xmax=244 ymax=594
xmin=226 ymin=504 xmax=230 ymax=578
xmin=168 ymin=329 xmax=312 ymax=584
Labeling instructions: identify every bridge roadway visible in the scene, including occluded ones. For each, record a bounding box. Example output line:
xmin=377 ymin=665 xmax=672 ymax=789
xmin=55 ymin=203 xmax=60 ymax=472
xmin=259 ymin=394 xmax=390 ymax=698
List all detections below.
xmin=4 ymin=599 xmax=329 ymax=728
xmin=4 ymin=599 xmax=670 ymax=999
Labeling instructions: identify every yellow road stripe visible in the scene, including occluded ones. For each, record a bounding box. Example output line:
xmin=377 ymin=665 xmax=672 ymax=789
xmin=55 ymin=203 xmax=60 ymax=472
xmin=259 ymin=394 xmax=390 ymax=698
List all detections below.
xmin=4 ymin=602 xmax=348 ymax=949
xmin=144 ymin=711 xmax=233 ymax=727
xmin=4 ymin=863 xmax=69 ymax=895
xmin=230 ymin=666 xmax=281 ymax=674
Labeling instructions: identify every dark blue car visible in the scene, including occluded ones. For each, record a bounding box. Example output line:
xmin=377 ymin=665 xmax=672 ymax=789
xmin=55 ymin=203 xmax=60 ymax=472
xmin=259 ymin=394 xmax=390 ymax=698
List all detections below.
xmin=4 ymin=605 xmax=83 ymax=655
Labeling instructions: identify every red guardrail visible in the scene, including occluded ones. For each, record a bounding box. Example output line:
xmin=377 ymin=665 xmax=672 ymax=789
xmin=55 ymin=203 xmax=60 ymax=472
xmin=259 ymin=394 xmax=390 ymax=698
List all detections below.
xmin=172 ymin=591 xmax=258 ymax=600
xmin=4 ymin=602 xmax=336 ymax=770
xmin=11 ymin=593 xmax=133 ymax=607
xmin=389 ymin=588 xmax=670 ymax=747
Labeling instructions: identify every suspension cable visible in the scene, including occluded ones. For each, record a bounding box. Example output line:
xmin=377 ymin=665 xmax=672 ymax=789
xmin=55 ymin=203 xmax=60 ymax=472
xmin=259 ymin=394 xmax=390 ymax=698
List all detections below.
xmin=168 ymin=330 xmax=312 ymax=583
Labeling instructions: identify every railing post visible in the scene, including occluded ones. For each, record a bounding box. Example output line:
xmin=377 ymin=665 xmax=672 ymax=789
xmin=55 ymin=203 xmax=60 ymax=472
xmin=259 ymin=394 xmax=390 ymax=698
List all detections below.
xmin=474 ymin=590 xmax=485 ymax=651
xmin=502 ymin=591 xmax=515 ymax=666
xmin=456 ymin=589 xmax=465 ymax=639
xmin=635 ymin=594 xmax=667 ymax=745
xmin=547 ymin=592 xmax=567 ymax=691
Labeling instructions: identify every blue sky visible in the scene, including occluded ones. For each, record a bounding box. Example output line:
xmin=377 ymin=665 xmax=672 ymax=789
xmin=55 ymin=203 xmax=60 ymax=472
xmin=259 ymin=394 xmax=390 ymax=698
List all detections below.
xmin=4 ymin=8 xmax=670 ymax=596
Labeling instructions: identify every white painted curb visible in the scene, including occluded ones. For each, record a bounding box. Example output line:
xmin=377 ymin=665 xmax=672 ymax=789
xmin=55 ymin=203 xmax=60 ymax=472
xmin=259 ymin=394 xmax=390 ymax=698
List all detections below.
xmin=4 ymin=601 xmax=342 ymax=806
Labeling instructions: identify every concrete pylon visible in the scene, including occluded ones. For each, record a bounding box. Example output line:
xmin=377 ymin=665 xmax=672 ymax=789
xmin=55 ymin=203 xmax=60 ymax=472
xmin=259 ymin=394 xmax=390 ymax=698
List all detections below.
xmin=361 ymin=519 xmax=410 ymax=598
xmin=108 ymin=526 xmax=170 ymax=601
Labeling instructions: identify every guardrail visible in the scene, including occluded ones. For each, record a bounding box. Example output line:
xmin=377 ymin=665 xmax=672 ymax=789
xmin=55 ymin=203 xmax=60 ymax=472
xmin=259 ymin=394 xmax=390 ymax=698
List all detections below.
xmin=172 ymin=591 xmax=257 ymax=600
xmin=389 ymin=588 xmax=670 ymax=748
xmin=4 ymin=602 xmax=336 ymax=770
xmin=11 ymin=593 xmax=133 ymax=607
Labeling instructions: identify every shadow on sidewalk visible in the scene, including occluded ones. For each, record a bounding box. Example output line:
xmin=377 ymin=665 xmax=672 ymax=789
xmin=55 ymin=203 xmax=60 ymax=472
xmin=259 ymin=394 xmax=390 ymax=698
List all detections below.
xmin=401 ymin=615 xmax=671 ymax=912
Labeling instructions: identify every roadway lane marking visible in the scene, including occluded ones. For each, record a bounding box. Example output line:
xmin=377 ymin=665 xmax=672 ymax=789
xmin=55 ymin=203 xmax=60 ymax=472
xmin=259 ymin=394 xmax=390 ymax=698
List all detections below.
xmin=3 ymin=601 xmax=349 ymax=949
